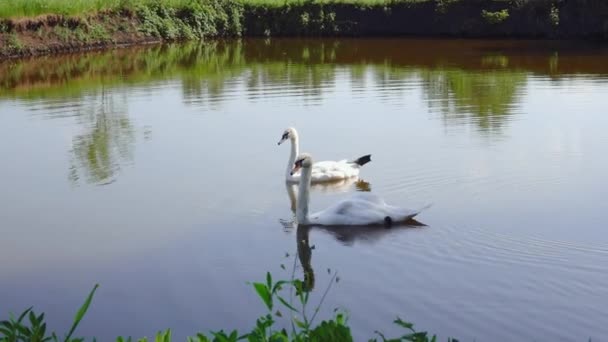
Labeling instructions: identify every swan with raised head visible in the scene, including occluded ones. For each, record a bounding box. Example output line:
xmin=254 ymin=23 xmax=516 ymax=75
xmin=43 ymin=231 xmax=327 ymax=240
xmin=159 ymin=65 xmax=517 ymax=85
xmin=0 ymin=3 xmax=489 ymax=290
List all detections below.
xmin=292 ymin=153 xmax=429 ymax=226
xmin=278 ymin=127 xmax=371 ymax=183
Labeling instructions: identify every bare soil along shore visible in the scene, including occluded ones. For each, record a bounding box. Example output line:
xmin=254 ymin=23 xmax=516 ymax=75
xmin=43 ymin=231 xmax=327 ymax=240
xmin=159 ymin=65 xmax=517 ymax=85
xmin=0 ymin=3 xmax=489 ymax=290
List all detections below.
xmin=1 ymin=0 xmax=607 ymax=59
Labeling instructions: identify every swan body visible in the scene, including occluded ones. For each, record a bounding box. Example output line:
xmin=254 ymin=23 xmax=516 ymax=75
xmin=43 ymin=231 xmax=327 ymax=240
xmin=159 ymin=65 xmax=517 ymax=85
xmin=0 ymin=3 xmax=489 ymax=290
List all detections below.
xmin=293 ymin=153 xmax=429 ymax=226
xmin=306 ymin=192 xmax=426 ymax=226
xmin=278 ymin=127 xmax=371 ymax=183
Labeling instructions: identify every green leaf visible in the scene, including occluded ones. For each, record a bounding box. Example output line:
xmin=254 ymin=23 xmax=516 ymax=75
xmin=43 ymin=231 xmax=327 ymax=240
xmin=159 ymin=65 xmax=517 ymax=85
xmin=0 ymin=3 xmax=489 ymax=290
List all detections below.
xmin=253 ymin=283 xmax=272 ymax=311
xmin=153 ymin=329 xmax=171 ymax=342
xmin=37 ymin=313 xmax=45 ymax=326
xmin=269 ymin=330 xmax=289 ymax=342
xmin=277 ymin=296 xmax=297 ymax=312
xmin=0 ymin=320 xmax=13 ymax=330
xmin=0 ymin=326 xmax=13 ymax=336
xmin=293 ymin=318 xmax=307 ymax=330
xmin=336 ymin=313 xmax=345 ymax=326
xmin=17 ymin=307 xmax=33 ymax=324
xmin=393 ymin=317 xmax=415 ymax=332
xmin=40 ymin=322 xmax=47 ymax=339
xmin=210 ymin=331 xmax=230 ymax=342
xmin=309 ymin=320 xmax=353 ymax=341
xmin=29 ymin=311 xmax=38 ymax=328
xmin=272 ymin=280 xmax=289 ymax=294
xmin=64 ymin=284 xmax=99 ymax=342
xmin=16 ymin=324 xmax=30 ymax=337
xmin=266 ymin=272 xmax=272 ymax=290
xmin=196 ymin=333 xmax=210 ymax=342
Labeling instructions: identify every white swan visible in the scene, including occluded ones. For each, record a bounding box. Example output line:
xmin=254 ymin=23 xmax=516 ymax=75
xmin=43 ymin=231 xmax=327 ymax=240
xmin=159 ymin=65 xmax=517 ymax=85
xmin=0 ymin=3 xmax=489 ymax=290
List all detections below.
xmin=292 ymin=153 xmax=429 ymax=226
xmin=278 ymin=127 xmax=371 ymax=183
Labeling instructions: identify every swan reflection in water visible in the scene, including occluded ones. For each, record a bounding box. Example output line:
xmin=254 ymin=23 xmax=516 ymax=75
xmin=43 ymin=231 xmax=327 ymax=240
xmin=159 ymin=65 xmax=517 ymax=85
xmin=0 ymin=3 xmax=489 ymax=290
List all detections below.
xmin=294 ymin=221 xmax=425 ymax=291
xmin=283 ymin=182 xmax=425 ymax=291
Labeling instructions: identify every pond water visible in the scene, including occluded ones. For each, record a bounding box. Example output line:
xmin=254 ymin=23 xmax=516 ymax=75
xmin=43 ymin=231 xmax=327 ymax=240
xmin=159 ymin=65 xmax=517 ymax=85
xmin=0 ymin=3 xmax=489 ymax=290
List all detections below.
xmin=1 ymin=38 xmax=608 ymax=341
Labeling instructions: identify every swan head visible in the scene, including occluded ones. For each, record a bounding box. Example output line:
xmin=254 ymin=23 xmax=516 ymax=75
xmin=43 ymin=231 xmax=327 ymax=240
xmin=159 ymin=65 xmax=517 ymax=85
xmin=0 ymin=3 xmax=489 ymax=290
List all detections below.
xmin=291 ymin=153 xmax=312 ymax=175
xmin=277 ymin=127 xmax=298 ymax=145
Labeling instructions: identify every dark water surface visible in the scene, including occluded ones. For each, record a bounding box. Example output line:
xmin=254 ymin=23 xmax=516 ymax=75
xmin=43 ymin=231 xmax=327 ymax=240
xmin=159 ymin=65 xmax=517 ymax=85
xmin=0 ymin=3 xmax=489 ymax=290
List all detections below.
xmin=1 ymin=38 xmax=608 ymax=341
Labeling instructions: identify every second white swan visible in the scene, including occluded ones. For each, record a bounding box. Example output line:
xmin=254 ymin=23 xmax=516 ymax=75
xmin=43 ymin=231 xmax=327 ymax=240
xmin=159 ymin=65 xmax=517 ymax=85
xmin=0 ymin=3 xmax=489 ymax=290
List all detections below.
xmin=292 ymin=153 xmax=429 ymax=226
xmin=278 ymin=127 xmax=371 ymax=183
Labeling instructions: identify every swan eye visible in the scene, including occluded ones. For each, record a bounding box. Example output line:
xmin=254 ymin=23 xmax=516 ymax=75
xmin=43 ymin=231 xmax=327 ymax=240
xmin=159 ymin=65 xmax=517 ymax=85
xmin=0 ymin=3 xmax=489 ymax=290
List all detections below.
xmin=295 ymin=159 xmax=304 ymax=167
xmin=282 ymin=132 xmax=289 ymax=139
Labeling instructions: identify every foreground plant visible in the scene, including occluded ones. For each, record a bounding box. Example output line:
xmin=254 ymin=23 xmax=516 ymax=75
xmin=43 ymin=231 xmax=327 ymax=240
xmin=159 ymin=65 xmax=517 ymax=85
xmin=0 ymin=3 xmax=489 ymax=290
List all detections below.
xmin=1 ymin=272 xmax=456 ymax=342
xmin=0 ymin=284 xmax=98 ymax=342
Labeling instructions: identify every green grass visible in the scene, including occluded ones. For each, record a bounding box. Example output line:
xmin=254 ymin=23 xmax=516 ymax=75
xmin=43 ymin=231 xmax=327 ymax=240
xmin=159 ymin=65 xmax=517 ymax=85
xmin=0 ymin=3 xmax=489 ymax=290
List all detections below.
xmin=0 ymin=0 xmax=197 ymax=19
xmin=0 ymin=0 xmax=431 ymax=18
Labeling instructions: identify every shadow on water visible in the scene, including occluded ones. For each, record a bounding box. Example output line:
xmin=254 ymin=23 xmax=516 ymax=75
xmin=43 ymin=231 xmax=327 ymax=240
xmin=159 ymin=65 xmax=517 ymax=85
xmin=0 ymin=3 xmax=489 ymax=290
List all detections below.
xmin=2 ymin=38 xmax=608 ymax=185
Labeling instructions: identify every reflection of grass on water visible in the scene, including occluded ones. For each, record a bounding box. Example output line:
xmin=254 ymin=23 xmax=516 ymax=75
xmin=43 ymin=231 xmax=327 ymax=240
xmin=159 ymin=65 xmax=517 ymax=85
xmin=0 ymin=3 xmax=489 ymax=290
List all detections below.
xmin=0 ymin=42 xmax=248 ymax=100
xmin=69 ymin=88 xmax=134 ymax=185
xmin=1 ymin=40 xmax=528 ymax=132
xmin=421 ymin=68 xmax=526 ymax=132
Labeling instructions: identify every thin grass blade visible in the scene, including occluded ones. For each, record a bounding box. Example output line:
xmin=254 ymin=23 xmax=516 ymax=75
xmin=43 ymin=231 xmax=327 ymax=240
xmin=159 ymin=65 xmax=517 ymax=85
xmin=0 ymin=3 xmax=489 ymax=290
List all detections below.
xmin=64 ymin=284 xmax=99 ymax=342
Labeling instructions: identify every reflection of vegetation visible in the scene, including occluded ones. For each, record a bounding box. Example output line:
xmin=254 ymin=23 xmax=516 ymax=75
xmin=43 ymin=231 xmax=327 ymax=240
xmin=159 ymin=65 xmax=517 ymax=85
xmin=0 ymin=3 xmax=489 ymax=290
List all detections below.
xmin=481 ymin=9 xmax=509 ymax=25
xmin=3 ymin=39 xmax=606 ymax=135
xmin=420 ymin=68 xmax=526 ymax=132
xmin=69 ymin=88 xmax=134 ymax=185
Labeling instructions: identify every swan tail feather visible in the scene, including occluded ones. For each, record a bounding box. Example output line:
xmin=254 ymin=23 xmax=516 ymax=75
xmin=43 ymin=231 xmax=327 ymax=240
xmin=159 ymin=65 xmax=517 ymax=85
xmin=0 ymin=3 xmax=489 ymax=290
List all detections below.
xmin=351 ymin=154 xmax=372 ymax=167
xmin=413 ymin=203 xmax=433 ymax=216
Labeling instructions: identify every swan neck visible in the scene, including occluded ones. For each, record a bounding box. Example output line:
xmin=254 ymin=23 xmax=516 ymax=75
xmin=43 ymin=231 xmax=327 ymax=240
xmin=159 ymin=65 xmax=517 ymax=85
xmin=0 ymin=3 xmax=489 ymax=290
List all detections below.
xmin=296 ymin=165 xmax=311 ymax=224
xmin=286 ymin=136 xmax=299 ymax=180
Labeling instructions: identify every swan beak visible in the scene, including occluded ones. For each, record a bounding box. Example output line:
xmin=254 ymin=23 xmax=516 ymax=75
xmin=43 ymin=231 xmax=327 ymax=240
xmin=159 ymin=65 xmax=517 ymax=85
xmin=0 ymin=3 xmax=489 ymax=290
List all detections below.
xmin=278 ymin=132 xmax=289 ymax=145
xmin=290 ymin=165 xmax=301 ymax=176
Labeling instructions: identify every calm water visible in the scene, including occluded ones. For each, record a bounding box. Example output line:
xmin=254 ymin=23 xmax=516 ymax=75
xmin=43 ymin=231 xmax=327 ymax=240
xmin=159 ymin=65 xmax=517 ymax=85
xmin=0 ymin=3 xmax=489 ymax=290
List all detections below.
xmin=1 ymin=38 xmax=608 ymax=341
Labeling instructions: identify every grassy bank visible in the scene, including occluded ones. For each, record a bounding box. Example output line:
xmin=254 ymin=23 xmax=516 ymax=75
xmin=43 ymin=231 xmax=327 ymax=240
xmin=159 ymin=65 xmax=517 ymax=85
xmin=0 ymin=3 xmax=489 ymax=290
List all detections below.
xmin=0 ymin=0 xmax=245 ymax=58
xmin=1 ymin=0 xmax=608 ymax=59
xmin=0 ymin=0 xmax=190 ymax=18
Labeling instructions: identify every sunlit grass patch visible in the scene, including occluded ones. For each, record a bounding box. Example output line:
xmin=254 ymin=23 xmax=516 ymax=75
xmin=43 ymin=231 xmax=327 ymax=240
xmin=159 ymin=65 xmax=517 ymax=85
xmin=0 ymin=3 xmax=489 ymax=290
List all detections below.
xmin=0 ymin=0 xmax=195 ymax=18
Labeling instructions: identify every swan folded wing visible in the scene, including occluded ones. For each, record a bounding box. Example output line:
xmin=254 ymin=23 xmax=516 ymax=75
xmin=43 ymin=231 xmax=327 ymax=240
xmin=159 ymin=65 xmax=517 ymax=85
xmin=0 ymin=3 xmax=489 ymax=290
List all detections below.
xmin=311 ymin=160 xmax=360 ymax=181
xmin=309 ymin=193 xmax=427 ymax=226
xmin=309 ymin=193 xmax=396 ymax=226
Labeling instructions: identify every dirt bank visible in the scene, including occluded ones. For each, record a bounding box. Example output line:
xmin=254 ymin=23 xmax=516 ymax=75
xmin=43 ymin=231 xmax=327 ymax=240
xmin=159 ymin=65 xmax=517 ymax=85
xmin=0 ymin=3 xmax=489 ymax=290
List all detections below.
xmin=1 ymin=0 xmax=607 ymax=60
